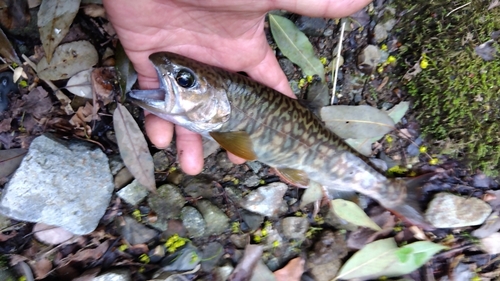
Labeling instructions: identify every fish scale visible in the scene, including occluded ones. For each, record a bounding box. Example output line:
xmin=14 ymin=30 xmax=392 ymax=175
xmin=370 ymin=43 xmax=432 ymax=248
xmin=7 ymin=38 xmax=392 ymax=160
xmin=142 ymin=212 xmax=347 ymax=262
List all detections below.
xmin=128 ymin=52 xmax=434 ymax=229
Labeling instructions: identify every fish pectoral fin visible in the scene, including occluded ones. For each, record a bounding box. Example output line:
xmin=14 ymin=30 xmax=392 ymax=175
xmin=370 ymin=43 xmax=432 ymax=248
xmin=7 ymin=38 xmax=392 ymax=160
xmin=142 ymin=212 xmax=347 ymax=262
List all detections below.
xmin=209 ymin=131 xmax=257 ymax=161
xmin=275 ymin=167 xmax=310 ymax=187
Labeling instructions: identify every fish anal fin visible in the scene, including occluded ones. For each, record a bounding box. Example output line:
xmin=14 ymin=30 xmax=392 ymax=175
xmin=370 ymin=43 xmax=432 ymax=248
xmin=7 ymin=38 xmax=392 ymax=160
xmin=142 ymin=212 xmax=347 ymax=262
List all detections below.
xmin=275 ymin=167 xmax=310 ymax=188
xmin=209 ymin=131 xmax=257 ymax=161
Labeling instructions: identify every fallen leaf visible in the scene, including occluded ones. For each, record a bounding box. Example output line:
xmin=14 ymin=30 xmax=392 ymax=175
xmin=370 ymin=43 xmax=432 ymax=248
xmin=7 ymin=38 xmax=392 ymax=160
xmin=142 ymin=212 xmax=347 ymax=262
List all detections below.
xmin=306 ymin=81 xmax=330 ymax=107
xmin=91 ymin=67 xmax=117 ymax=105
xmin=0 ymin=0 xmax=31 ymax=31
xmin=113 ymin=103 xmax=156 ymax=192
xmin=0 ymin=148 xmax=27 ymax=178
xmin=320 ymin=105 xmax=395 ymax=139
xmin=82 ymin=3 xmax=106 ymax=18
xmin=229 ymin=244 xmax=263 ymax=281
xmin=336 ymin=238 xmax=447 ymax=279
xmin=66 ymin=69 xmax=93 ymax=99
xmin=0 ymin=26 xmax=20 ymax=63
xmin=274 ymin=257 xmax=304 ymax=281
xmin=269 ymin=14 xmax=325 ymax=81
xmin=331 ymin=199 xmax=382 ymax=231
xmin=30 ymin=258 xmax=52 ymax=280
xmin=115 ymin=42 xmax=137 ymax=96
xmin=37 ymin=40 xmax=98 ymax=81
xmin=37 ymin=0 xmax=80 ymax=62
xmin=300 ymin=180 xmax=323 ymax=208
xmin=386 ymin=102 xmax=410 ymax=124
xmin=344 ymin=137 xmax=379 ymax=157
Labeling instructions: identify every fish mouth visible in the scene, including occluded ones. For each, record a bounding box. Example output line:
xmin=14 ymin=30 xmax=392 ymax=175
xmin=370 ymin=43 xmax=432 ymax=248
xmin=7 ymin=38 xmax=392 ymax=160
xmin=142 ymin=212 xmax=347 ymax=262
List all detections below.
xmin=127 ymin=54 xmax=176 ymax=114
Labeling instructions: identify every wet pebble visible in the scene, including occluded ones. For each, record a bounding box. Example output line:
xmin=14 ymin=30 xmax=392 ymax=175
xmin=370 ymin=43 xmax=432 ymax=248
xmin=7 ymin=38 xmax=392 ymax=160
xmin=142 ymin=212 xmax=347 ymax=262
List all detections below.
xmin=181 ymin=206 xmax=205 ymax=238
xmin=93 ymin=269 xmax=131 ymax=281
xmin=241 ymin=209 xmax=264 ymax=232
xmin=281 ymin=216 xmax=310 ymax=242
xmin=357 ymin=45 xmax=381 ymax=74
xmin=243 ymin=174 xmax=261 ymax=187
xmin=240 ymin=182 xmax=288 ymax=217
xmin=118 ymin=216 xmax=159 ymax=245
xmin=278 ymin=58 xmax=295 ymax=79
xmin=148 ymin=184 xmax=186 ymax=230
xmin=295 ymin=16 xmax=328 ymax=37
xmin=160 ymin=243 xmax=200 ymax=272
xmin=152 ymin=150 xmax=170 ymax=171
xmin=117 ymin=179 xmax=149 ymax=205
xmin=196 ymin=200 xmax=229 ymax=235
xmin=323 ymin=28 xmax=334 ymax=37
xmin=201 ymin=242 xmax=224 ymax=272
xmin=216 ymin=152 xmax=234 ymax=170
xmin=425 ymin=193 xmax=492 ymax=228
xmin=306 ymin=231 xmax=348 ymax=281
xmin=246 ymin=161 xmax=263 ymax=173
xmin=373 ymin=23 xmax=388 ymax=43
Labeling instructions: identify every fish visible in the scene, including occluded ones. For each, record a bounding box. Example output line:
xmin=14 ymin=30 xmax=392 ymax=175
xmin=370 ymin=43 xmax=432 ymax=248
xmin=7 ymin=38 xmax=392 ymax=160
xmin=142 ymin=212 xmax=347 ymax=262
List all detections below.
xmin=128 ymin=52 xmax=434 ymax=229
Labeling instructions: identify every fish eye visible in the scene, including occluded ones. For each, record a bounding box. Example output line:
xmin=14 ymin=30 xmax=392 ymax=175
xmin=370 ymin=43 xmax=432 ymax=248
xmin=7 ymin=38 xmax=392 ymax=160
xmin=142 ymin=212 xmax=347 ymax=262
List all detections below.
xmin=175 ymin=69 xmax=195 ymax=88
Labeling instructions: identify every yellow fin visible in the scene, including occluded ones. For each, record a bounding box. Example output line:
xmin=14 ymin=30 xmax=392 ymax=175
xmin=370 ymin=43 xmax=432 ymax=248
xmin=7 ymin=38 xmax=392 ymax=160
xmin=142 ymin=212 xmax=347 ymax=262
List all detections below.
xmin=209 ymin=131 xmax=257 ymax=160
xmin=275 ymin=167 xmax=310 ymax=187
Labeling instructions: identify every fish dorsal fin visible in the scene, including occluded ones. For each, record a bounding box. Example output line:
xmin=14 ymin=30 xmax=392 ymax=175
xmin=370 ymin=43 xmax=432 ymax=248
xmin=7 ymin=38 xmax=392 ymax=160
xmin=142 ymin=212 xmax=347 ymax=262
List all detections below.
xmin=275 ymin=167 xmax=310 ymax=187
xmin=209 ymin=131 xmax=257 ymax=160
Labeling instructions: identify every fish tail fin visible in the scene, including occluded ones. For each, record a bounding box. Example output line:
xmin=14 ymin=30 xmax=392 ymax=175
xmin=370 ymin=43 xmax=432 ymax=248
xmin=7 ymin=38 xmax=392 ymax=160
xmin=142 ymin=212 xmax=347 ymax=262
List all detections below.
xmin=385 ymin=173 xmax=436 ymax=230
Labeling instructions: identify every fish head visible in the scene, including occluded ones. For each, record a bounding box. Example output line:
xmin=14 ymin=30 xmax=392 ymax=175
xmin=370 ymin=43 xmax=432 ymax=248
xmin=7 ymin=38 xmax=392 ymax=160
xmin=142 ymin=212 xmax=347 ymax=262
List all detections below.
xmin=128 ymin=52 xmax=231 ymax=135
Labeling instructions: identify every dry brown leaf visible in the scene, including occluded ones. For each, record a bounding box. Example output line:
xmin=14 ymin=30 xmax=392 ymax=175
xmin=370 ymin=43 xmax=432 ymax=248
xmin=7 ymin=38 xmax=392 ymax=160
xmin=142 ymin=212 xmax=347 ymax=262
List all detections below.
xmin=0 ymin=0 xmax=30 ymax=31
xmin=0 ymin=24 xmax=21 ymax=63
xmin=113 ymin=103 xmax=156 ymax=192
xmin=37 ymin=0 xmax=80 ymax=62
xmin=91 ymin=67 xmax=117 ymax=106
xmin=274 ymin=257 xmax=305 ymax=281
xmin=82 ymin=3 xmax=106 ymax=18
xmin=30 ymin=258 xmax=53 ymax=279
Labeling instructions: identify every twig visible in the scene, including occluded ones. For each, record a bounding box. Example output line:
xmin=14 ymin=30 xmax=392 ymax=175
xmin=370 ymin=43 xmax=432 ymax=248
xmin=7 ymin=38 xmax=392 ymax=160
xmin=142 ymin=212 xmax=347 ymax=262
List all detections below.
xmin=331 ymin=20 xmax=346 ymax=105
xmin=446 ymin=2 xmax=471 ymax=17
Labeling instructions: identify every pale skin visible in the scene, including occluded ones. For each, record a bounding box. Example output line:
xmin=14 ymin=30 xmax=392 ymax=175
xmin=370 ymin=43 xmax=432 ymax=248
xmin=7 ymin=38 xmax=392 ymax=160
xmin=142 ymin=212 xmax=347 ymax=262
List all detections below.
xmin=103 ymin=0 xmax=372 ymax=175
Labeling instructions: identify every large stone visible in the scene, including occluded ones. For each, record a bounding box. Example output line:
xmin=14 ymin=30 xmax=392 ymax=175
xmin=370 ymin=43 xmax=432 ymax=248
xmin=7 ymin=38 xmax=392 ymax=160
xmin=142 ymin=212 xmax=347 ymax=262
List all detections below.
xmin=240 ymin=182 xmax=288 ymax=217
xmin=0 ymin=134 xmax=114 ymax=235
xmin=426 ymin=193 xmax=492 ymax=228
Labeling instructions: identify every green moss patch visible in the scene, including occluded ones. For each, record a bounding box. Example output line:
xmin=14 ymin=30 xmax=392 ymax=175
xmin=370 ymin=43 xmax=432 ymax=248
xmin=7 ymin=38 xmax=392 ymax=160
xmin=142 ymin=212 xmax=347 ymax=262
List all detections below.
xmin=396 ymin=0 xmax=500 ymax=175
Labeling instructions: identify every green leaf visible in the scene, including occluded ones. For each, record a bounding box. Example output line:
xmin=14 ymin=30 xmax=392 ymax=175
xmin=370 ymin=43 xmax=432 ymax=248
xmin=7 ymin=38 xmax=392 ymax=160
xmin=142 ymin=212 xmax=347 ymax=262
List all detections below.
xmin=386 ymin=102 xmax=410 ymax=123
xmin=331 ymin=199 xmax=382 ymax=231
xmin=269 ymin=14 xmax=325 ymax=81
xmin=336 ymin=239 xmax=447 ymax=280
xmin=115 ymin=42 xmax=138 ymax=97
xmin=336 ymin=238 xmax=399 ymax=280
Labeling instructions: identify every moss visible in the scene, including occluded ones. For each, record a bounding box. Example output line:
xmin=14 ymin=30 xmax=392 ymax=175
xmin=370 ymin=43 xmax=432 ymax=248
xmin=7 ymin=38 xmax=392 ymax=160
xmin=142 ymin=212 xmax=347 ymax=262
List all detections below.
xmin=395 ymin=0 xmax=500 ymax=175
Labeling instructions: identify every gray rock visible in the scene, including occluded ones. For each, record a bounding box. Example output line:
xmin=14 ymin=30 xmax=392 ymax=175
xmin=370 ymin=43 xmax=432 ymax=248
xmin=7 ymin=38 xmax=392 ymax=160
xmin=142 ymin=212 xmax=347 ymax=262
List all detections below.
xmin=202 ymin=138 xmax=220 ymax=158
xmin=196 ymin=200 xmax=229 ymax=235
xmin=181 ymin=206 xmax=205 ymax=238
xmin=323 ymin=28 xmax=334 ymax=37
xmin=108 ymin=154 xmax=125 ymax=175
xmin=243 ymin=174 xmax=261 ymax=187
xmin=281 ymin=217 xmax=309 ymax=241
xmin=201 ymin=242 xmax=224 ymax=272
xmin=0 ymin=134 xmax=114 ymax=235
xmin=160 ymin=243 xmax=200 ymax=272
xmin=426 ymin=193 xmax=492 ymax=228
xmin=246 ymin=161 xmax=263 ymax=173
xmin=152 ymin=150 xmax=170 ymax=172
xmin=307 ymin=231 xmax=347 ymax=281
xmin=93 ymin=269 xmax=131 ymax=281
xmin=118 ymin=216 xmax=158 ymax=245
xmin=357 ymin=45 xmax=381 ymax=74
xmin=295 ymin=16 xmax=327 ymax=37
xmin=241 ymin=209 xmax=264 ymax=232
xmin=240 ymin=183 xmax=288 ymax=217
xmin=117 ymin=179 xmax=149 ymax=205
xmin=278 ymin=58 xmax=295 ymax=79
xmin=373 ymin=24 xmax=388 ymax=43
xmin=148 ymin=184 xmax=186 ymax=220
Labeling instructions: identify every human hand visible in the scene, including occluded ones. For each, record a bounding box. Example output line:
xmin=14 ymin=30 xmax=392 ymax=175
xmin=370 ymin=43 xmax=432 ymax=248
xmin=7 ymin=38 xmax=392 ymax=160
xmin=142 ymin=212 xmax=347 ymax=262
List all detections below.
xmin=103 ymin=0 xmax=371 ymax=175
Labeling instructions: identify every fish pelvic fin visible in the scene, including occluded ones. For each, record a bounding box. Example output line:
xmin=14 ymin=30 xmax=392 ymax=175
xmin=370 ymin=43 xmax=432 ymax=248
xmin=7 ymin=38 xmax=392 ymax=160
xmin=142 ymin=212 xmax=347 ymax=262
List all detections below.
xmin=383 ymin=173 xmax=436 ymax=230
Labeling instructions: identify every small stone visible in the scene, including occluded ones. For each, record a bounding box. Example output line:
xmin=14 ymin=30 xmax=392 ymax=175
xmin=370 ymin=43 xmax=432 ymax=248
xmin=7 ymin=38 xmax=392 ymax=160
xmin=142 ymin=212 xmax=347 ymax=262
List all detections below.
xmin=196 ymin=200 xmax=229 ymax=235
xmin=108 ymin=154 xmax=125 ymax=175
xmin=307 ymin=231 xmax=348 ymax=281
xmin=201 ymin=242 xmax=224 ymax=272
xmin=0 ymin=134 xmax=114 ymax=235
xmin=240 ymin=182 xmax=288 ymax=217
xmin=93 ymin=269 xmax=131 ymax=281
xmin=243 ymin=174 xmax=261 ymax=187
xmin=118 ymin=216 xmax=159 ymax=245
xmin=373 ymin=23 xmax=388 ymax=43
xmin=246 ymin=161 xmax=263 ymax=173
xmin=113 ymin=167 xmax=133 ymax=189
xmin=281 ymin=217 xmax=310 ymax=242
xmin=426 ymin=193 xmax=492 ymax=228
xmin=181 ymin=206 xmax=205 ymax=238
xmin=152 ymin=150 xmax=170 ymax=172
xmin=323 ymin=28 xmax=334 ymax=37
xmin=216 ymin=152 xmax=234 ymax=170
xmin=295 ymin=16 xmax=328 ymax=37
xmin=148 ymin=184 xmax=186 ymax=220
xmin=230 ymin=234 xmax=251 ymax=249
xmin=241 ymin=209 xmax=264 ymax=232
xmin=160 ymin=243 xmax=200 ymax=272
xmin=357 ymin=45 xmax=381 ymax=74
xmin=117 ymin=179 xmax=149 ymax=205
xmin=278 ymin=58 xmax=295 ymax=79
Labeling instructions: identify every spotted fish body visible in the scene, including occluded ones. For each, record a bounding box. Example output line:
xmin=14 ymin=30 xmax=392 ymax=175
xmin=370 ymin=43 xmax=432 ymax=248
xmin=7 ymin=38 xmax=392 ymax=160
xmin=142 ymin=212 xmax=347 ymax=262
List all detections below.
xmin=129 ymin=52 xmax=430 ymax=227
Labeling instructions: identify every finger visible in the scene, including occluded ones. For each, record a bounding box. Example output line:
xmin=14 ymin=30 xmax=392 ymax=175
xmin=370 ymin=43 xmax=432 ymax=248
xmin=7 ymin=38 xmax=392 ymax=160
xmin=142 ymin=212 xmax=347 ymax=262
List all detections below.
xmin=227 ymin=152 xmax=247 ymax=165
xmin=244 ymin=45 xmax=296 ymax=98
xmin=175 ymin=126 xmax=204 ymax=175
xmin=144 ymin=113 xmax=174 ymax=148
xmin=273 ymin=0 xmax=372 ymax=18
